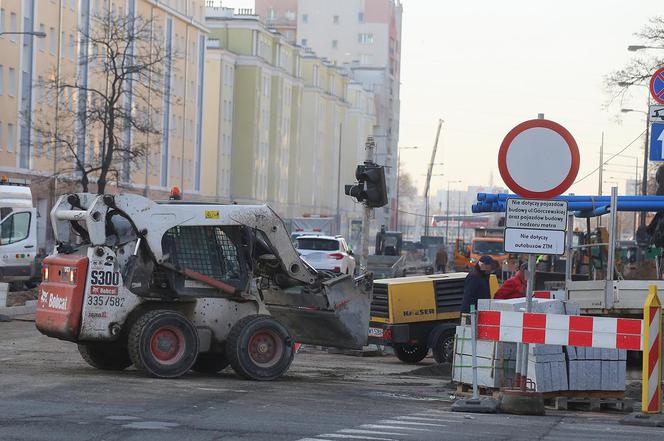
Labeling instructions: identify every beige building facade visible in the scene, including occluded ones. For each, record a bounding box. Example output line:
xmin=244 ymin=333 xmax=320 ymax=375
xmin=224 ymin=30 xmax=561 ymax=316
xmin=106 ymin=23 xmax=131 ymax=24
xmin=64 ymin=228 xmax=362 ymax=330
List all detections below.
xmin=0 ymin=0 xmax=207 ymax=202
xmin=204 ymin=7 xmax=375 ymax=232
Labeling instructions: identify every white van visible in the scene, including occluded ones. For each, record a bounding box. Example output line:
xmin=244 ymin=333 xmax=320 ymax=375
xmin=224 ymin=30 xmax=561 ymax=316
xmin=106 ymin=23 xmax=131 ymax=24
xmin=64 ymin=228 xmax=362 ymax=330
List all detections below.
xmin=0 ymin=181 xmax=39 ymax=283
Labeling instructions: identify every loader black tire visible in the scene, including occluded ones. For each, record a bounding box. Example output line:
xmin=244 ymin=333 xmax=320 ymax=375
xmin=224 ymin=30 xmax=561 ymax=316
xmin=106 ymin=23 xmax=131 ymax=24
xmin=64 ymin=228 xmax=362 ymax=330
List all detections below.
xmin=128 ymin=309 xmax=199 ymax=379
xmin=394 ymin=344 xmax=428 ymax=364
xmin=432 ymin=329 xmax=456 ymax=364
xmin=78 ymin=342 xmax=132 ymax=371
xmin=226 ymin=315 xmax=294 ymax=381
xmin=192 ymin=352 xmax=229 ymax=374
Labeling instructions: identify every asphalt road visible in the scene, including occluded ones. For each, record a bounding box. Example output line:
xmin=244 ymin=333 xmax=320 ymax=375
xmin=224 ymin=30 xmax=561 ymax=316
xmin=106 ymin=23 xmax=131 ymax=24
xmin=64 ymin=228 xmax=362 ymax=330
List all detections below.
xmin=1 ymin=320 xmax=663 ymax=441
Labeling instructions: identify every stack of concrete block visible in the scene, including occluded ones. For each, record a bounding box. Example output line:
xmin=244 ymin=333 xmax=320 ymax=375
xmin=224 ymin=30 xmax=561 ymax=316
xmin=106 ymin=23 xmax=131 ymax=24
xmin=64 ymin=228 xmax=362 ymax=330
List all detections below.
xmin=526 ymin=344 xmax=569 ymax=393
xmin=452 ymin=324 xmax=517 ymax=388
xmin=567 ymin=346 xmax=627 ymax=391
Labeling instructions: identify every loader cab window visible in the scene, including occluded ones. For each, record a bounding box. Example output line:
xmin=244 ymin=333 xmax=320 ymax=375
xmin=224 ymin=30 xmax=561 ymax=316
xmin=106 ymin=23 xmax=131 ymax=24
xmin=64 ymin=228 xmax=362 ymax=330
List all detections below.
xmin=162 ymin=225 xmax=244 ymax=284
xmin=0 ymin=211 xmax=30 ymax=245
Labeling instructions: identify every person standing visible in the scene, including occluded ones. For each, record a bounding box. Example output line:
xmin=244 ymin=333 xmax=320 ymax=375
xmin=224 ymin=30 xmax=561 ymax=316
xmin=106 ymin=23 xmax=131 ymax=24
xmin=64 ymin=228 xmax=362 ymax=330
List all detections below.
xmin=461 ymin=255 xmax=494 ymax=313
xmin=494 ymin=263 xmax=528 ymax=300
xmin=435 ymin=247 xmax=448 ymax=273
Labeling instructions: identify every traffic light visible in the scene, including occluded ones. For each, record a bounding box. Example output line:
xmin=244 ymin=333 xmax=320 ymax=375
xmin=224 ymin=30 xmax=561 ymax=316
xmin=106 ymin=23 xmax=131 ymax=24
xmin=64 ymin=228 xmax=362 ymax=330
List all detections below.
xmin=344 ymin=162 xmax=388 ymax=208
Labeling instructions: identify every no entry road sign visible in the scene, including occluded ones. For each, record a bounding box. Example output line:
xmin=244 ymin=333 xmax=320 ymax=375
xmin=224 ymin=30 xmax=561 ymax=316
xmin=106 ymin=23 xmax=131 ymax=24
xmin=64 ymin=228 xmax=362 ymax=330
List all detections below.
xmin=498 ymin=119 xmax=580 ymax=199
xmin=651 ymin=67 xmax=664 ymax=105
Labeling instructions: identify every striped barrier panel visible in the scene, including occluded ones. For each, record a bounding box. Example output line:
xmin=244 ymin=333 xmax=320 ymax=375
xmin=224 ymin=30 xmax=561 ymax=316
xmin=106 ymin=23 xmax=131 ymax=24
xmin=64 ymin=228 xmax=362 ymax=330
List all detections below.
xmin=642 ymin=287 xmax=662 ymax=414
xmin=477 ymin=310 xmax=643 ymax=350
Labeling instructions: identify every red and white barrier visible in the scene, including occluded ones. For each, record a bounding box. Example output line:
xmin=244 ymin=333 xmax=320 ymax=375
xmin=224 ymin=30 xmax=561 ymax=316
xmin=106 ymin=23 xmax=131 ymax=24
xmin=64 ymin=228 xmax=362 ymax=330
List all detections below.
xmin=643 ymin=287 xmax=662 ymax=413
xmin=477 ymin=310 xmax=643 ymax=351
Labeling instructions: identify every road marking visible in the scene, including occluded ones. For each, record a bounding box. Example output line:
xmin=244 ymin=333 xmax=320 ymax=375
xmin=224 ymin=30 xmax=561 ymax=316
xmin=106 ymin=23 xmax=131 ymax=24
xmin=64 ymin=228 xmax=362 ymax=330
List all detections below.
xmin=121 ymin=421 xmax=180 ymax=430
xmin=360 ymin=424 xmax=432 ymax=432
xmin=339 ymin=429 xmax=413 ymax=437
xmin=320 ymin=434 xmax=398 ymax=441
xmin=394 ymin=416 xmax=459 ymax=423
xmin=377 ymin=419 xmax=447 ymax=427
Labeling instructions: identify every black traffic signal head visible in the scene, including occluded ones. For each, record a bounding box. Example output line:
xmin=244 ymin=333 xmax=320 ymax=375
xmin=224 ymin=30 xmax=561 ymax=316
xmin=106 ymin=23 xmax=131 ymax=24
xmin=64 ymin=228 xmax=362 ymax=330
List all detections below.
xmin=344 ymin=162 xmax=388 ymax=208
xmin=363 ymin=164 xmax=388 ymax=208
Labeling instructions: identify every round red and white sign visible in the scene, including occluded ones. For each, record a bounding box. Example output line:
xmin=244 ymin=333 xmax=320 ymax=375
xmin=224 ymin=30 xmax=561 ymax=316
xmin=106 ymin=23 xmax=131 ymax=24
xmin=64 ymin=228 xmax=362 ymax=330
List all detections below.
xmin=498 ymin=119 xmax=580 ymax=199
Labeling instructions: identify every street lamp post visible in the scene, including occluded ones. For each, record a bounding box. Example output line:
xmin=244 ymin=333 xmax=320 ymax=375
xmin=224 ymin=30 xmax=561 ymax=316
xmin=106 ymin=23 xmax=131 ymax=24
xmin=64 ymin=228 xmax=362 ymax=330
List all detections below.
xmin=445 ymin=180 xmax=461 ymax=246
xmin=395 ymin=146 xmax=418 ymax=232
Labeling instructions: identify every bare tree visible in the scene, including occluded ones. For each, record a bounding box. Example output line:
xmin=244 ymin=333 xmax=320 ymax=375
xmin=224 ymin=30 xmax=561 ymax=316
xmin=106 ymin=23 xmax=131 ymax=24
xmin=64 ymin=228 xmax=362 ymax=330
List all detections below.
xmin=606 ymin=17 xmax=664 ymax=101
xmin=30 ymin=9 xmax=177 ymax=193
xmin=398 ymin=170 xmax=418 ymax=201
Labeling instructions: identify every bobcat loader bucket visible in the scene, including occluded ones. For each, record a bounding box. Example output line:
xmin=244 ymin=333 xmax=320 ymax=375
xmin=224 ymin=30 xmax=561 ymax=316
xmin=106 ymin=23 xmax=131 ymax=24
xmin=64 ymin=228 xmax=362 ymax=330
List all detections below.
xmin=263 ymin=274 xmax=372 ymax=349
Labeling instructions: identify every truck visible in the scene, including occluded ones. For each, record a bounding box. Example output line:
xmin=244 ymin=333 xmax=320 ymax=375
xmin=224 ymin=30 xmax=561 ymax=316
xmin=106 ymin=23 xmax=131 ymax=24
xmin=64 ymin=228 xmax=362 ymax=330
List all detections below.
xmin=35 ymin=193 xmax=372 ymax=380
xmin=454 ymin=227 xmax=510 ymax=272
xmin=0 ymin=179 xmax=42 ymax=285
xmin=366 ymin=226 xmax=407 ymax=278
xmin=367 ymin=272 xmax=467 ymax=364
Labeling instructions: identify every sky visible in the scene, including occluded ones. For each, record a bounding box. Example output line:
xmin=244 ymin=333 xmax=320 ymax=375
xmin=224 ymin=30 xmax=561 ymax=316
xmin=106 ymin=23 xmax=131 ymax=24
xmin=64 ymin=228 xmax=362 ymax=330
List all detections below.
xmin=222 ymin=0 xmax=662 ymax=199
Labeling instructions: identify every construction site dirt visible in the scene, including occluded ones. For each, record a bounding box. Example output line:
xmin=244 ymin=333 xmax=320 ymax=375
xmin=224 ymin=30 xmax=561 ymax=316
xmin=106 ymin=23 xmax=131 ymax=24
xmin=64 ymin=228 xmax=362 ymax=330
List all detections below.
xmin=0 ymin=319 xmax=661 ymax=441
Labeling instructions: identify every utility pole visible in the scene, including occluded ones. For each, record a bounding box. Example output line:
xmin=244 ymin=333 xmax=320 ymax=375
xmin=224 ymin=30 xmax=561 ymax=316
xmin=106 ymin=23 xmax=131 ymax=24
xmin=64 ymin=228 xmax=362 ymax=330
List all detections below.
xmin=424 ymin=119 xmax=443 ymax=238
xmin=641 ymin=97 xmax=651 ymax=228
xmin=335 ymin=123 xmax=343 ymax=235
xmin=598 ymin=133 xmax=604 ymax=227
xmin=360 ymin=136 xmax=376 ymax=268
xmin=445 ymin=180 xmax=461 ymax=246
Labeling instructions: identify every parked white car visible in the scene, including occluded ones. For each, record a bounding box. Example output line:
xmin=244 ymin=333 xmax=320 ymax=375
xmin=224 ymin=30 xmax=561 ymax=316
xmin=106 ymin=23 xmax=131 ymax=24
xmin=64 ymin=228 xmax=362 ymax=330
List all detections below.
xmin=295 ymin=235 xmax=356 ymax=275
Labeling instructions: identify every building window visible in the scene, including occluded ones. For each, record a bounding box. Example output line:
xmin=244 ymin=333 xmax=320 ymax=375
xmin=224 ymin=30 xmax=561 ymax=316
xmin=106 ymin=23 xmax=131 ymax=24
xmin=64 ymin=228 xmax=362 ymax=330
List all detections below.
xmin=332 ymin=40 xmax=338 ymax=49
xmin=49 ymin=27 xmax=55 ymax=54
xmin=69 ymin=34 xmax=75 ymax=60
xmin=267 ymin=8 xmax=276 ymax=20
xmin=0 ymin=65 xmax=3 ymax=95
xmin=9 ymin=12 xmax=17 ymax=42
xmin=7 ymin=123 xmax=13 ymax=152
xmin=61 ymin=31 xmax=65 ymax=58
xmin=302 ymin=13 xmax=308 ymax=23
xmin=0 ymin=122 xmax=3 ymax=151
xmin=301 ymin=38 xmax=307 ymax=47
xmin=358 ymin=12 xmax=365 ymax=23
xmin=333 ymin=15 xmax=339 ymax=24
xmin=358 ymin=33 xmax=374 ymax=44
xmin=7 ymin=68 xmax=15 ymax=97
xmin=0 ymin=9 xmax=4 ymax=34
xmin=38 ymin=24 xmax=45 ymax=51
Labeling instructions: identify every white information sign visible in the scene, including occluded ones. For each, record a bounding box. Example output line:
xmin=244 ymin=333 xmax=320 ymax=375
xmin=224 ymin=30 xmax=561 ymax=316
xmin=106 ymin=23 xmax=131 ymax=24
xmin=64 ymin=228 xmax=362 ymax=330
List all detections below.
xmin=505 ymin=199 xmax=568 ymax=231
xmin=650 ymin=105 xmax=664 ymax=122
xmin=504 ymin=228 xmax=566 ymax=255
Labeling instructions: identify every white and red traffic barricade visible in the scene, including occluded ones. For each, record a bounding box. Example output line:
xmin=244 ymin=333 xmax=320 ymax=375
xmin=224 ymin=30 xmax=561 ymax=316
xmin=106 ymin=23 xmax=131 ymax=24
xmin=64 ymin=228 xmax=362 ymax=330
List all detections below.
xmin=475 ymin=285 xmax=662 ymax=415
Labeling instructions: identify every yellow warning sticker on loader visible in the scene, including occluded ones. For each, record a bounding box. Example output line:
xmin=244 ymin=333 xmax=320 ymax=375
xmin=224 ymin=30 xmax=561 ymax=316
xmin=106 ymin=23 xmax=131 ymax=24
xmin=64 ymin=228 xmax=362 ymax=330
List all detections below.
xmin=205 ymin=210 xmax=220 ymax=219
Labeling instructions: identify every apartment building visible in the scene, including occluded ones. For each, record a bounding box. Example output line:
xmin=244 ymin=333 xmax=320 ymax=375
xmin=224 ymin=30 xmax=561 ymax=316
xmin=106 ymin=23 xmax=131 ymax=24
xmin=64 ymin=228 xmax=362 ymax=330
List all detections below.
xmin=256 ymin=0 xmax=403 ymax=229
xmin=0 ymin=0 xmax=207 ymax=201
xmin=204 ymin=7 xmax=375 ymax=230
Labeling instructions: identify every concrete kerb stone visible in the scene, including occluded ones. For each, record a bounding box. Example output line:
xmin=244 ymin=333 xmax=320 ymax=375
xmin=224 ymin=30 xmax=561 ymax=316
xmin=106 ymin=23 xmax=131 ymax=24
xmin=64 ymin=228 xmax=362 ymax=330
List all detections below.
xmin=451 ymin=398 xmax=499 ymax=414
xmin=621 ymin=412 xmax=664 ymax=427
xmin=0 ymin=300 xmax=37 ymax=318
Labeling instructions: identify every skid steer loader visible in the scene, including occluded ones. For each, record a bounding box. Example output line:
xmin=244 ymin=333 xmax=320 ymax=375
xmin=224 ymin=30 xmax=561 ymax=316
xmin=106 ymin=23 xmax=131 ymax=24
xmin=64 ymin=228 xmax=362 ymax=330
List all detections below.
xmin=35 ymin=193 xmax=371 ymax=380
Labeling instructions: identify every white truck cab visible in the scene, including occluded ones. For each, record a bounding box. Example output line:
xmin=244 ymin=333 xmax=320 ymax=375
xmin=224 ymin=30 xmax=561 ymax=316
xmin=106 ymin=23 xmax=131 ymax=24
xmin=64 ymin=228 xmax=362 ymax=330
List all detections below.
xmin=0 ymin=181 xmax=39 ymax=282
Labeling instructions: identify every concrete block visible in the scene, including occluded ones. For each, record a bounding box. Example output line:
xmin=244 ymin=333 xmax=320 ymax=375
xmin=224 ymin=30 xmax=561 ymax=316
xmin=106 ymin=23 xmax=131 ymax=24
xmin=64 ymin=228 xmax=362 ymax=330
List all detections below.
xmin=566 ymin=345 xmax=577 ymax=360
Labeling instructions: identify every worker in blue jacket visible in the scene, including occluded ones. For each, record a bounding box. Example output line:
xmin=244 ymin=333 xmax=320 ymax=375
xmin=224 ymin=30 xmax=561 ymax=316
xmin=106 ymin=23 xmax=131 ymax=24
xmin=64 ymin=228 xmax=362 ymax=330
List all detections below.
xmin=461 ymin=255 xmax=495 ymax=313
